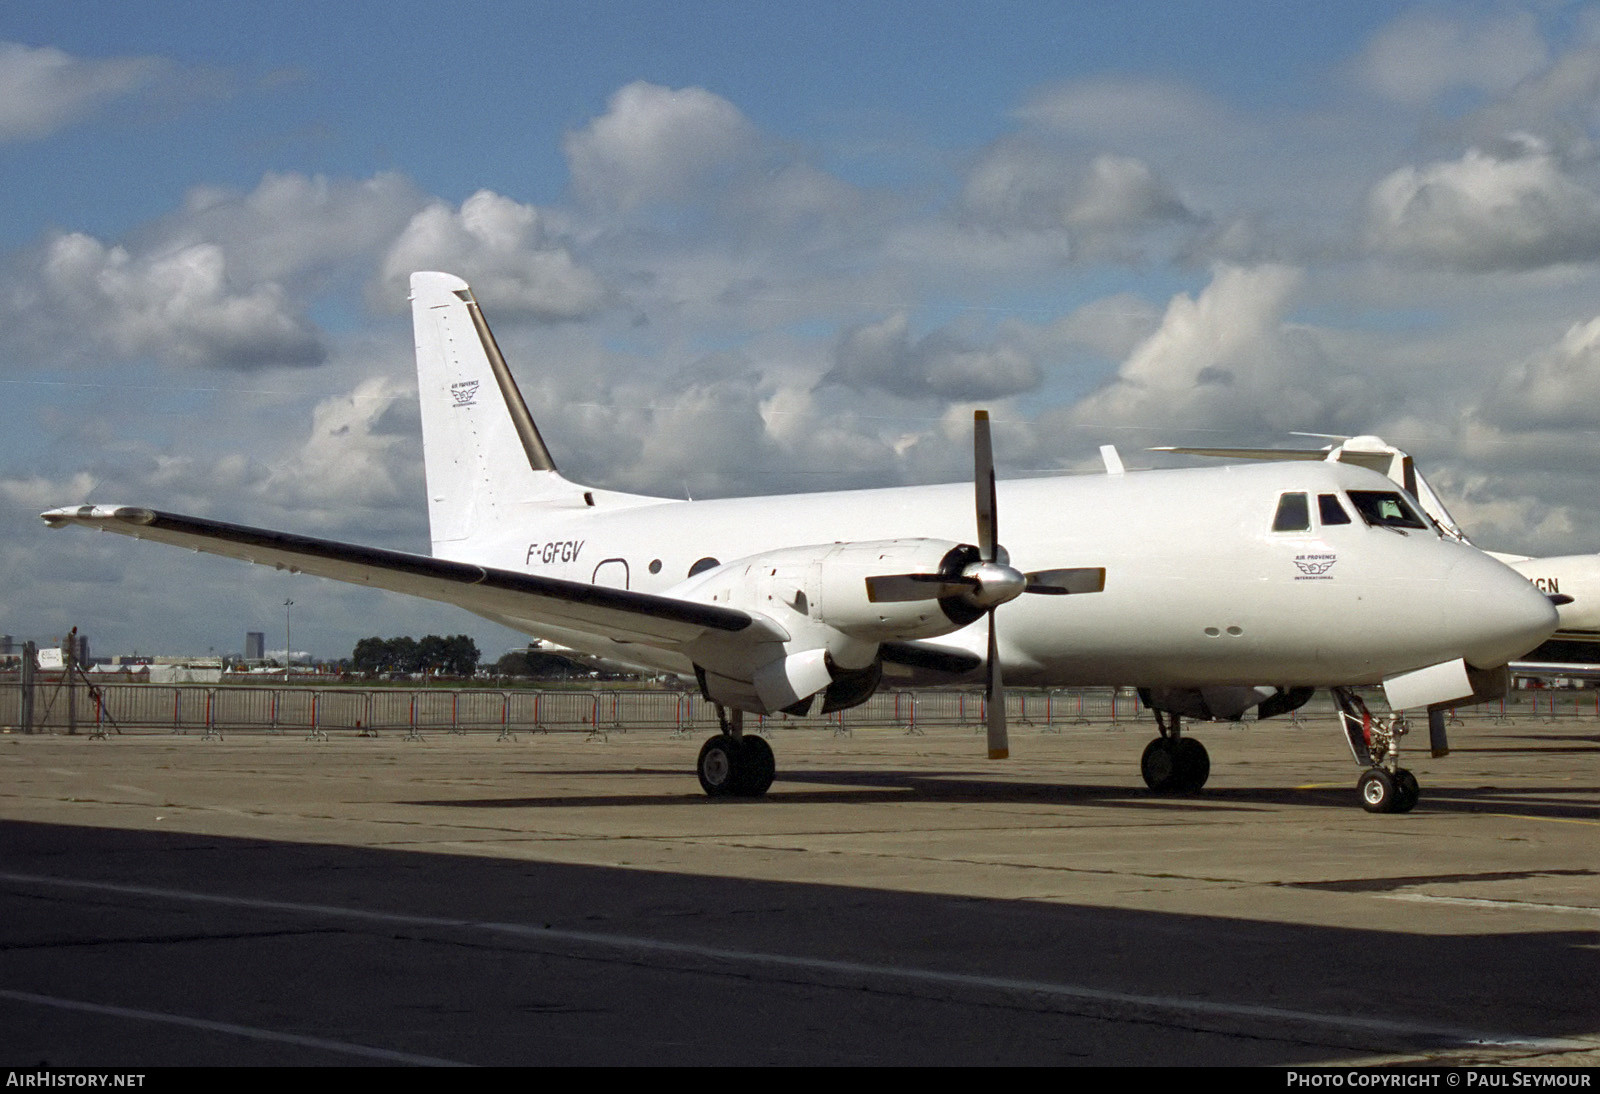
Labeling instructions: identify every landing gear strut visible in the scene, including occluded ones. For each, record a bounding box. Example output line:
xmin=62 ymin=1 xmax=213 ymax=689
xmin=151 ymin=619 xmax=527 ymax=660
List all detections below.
xmin=697 ymin=706 xmax=775 ymax=798
xmin=1333 ymin=688 xmax=1420 ymax=814
xmin=1140 ymin=708 xmax=1210 ymax=793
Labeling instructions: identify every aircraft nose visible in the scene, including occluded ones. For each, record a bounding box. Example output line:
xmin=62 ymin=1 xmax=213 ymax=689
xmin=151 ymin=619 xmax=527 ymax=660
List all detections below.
xmin=1448 ymin=550 xmax=1559 ymax=667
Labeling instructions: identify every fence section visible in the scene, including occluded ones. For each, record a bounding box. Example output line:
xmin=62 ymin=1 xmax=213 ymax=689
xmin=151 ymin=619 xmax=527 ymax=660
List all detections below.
xmin=0 ymin=678 xmax=1594 ymax=737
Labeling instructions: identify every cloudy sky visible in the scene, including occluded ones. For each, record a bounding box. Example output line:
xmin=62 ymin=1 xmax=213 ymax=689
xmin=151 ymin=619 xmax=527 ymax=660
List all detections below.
xmin=7 ymin=1 xmax=1600 ymax=661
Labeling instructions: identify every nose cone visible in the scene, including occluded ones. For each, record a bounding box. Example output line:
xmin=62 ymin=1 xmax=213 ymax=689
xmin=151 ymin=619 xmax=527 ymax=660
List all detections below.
xmin=1447 ymin=550 xmax=1560 ymax=667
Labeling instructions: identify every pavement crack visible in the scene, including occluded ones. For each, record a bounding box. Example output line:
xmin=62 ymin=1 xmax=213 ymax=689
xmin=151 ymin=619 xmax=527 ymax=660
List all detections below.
xmin=0 ymin=927 xmax=346 ymax=951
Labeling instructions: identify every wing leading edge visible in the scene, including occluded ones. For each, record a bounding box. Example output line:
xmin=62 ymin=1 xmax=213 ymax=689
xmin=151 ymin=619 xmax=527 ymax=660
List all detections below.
xmin=40 ymin=506 xmax=779 ymax=648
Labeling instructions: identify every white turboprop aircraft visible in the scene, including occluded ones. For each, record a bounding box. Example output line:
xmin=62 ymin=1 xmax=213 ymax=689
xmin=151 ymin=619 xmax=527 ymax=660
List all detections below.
xmin=42 ymin=272 xmax=1560 ymax=813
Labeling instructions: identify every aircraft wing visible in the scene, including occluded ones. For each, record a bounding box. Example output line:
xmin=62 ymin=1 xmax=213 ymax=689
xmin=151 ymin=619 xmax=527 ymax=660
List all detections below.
xmin=40 ymin=506 xmax=783 ymax=648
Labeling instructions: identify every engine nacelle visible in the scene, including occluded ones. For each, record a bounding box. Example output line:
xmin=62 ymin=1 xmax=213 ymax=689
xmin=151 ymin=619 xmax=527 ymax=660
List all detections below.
xmin=670 ymin=537 xmax=980 ymax=646
xmin=670 ymin=538 xmax=982 ymax=717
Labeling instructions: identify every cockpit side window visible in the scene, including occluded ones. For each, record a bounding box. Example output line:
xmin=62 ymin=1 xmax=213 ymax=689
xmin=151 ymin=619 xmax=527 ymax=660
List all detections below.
xmin=1318 ymin=493 xmax=1352 ymax=526
xmin=1272 ymin=492 xmax=1311 ymax=532
xmin=1346 ymin=490 xmax=1429 ymax=530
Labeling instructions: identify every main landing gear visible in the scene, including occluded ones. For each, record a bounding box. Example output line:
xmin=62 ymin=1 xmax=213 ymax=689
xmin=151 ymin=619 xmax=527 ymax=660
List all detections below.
xmin=1333 ymin=687 xmax=1420 ymax=814
xmin=1140 ymin=708 xmax=1210 ymax=793
xmin=697 ymin=706 xmax=776 ymax=798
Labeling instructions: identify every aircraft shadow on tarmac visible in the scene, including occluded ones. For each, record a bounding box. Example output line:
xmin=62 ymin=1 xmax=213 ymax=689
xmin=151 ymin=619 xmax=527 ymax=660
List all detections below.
xmin=403 ymin=768 xmax=1600 ymax=821
xmin=1 ymin=819 xmax=1597 ymax=1066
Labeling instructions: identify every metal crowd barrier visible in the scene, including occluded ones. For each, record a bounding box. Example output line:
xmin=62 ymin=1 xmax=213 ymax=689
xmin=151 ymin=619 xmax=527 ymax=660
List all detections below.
xmin=0 ymin=679 xmax=1592 ymax=737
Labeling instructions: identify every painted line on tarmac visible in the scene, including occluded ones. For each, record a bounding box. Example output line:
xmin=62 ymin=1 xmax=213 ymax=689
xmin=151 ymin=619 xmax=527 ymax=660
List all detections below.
xmin=2 ymin=871 xmax=1591 ymax=1052
xmin=1380 ymin=891 xmax=1600 ymax=919
xmin=0 ymin=989 xmax=469 ymax=1067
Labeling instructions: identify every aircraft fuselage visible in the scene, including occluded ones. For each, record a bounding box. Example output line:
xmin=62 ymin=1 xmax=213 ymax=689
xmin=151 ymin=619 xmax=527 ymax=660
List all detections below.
xmin=449 ymin=459 xmax=1556 ymax=689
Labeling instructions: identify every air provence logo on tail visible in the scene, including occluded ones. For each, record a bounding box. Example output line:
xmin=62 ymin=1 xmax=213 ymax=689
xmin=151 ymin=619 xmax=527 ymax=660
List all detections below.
xmin=450 ymin=381 xmax=479 ymax=407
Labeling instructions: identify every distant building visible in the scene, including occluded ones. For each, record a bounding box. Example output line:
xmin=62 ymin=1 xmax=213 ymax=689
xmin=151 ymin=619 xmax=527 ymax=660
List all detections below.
xmin=245 ymin=632 xmax=265 ymax=660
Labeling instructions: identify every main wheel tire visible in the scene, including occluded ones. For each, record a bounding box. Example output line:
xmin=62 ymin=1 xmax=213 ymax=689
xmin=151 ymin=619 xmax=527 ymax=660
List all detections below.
xmin=1358 ymin=768 xmax=1397 ymax=813
xmin=697 ymin=735 xmax=741 ymax=797
xmin=1141 ymin=738 xmax=1181 ymax=792
xmin=1392 ymin=768 xmax=1420 ymax=814
xmin=1174 ymin=737 xmax=1210 ymax=792
xmin=738 ymin=734 xmax=775 ymax=797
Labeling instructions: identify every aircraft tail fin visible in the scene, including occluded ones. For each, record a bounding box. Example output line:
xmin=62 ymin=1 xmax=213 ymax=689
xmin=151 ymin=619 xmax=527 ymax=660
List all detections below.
xmin=410 ymin=271 xmax=606 ymax=552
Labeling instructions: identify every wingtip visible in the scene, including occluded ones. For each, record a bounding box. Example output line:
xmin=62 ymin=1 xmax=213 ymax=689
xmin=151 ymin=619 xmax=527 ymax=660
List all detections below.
xmin=39 ymin=505 xmax=155 ymax=528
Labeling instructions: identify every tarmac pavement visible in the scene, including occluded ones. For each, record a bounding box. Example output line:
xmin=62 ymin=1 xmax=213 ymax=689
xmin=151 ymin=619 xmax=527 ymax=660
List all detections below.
xmin=0 ymin=713 xmax=1595 ymax=1066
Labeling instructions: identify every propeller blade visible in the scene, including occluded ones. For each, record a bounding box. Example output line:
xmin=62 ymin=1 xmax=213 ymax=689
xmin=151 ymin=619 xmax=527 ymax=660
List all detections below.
xmin=1023 ymin=567 xmax=1106 ymax=595
xmin=864 ymin=573 xmax=977 ymax=603
xmin=986 ymin=610 xmax=1008 ymax=759
xmin=974 ymin=410 xmax=998 ymax=562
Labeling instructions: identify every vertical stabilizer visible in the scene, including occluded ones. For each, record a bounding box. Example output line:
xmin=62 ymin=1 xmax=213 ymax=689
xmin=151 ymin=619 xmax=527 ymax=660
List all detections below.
xmin=411 ymin=271 xmax=591 ymax=551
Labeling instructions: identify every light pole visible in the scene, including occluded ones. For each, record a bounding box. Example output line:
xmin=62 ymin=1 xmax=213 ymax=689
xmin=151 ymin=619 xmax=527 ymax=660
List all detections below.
xmin=284 ymin=598 xmax=294 ymax=673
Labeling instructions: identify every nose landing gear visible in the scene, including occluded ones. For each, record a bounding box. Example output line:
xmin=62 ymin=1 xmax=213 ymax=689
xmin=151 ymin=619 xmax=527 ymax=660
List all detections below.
xmin=1333 ymin=687 xmax=1419 ymax=813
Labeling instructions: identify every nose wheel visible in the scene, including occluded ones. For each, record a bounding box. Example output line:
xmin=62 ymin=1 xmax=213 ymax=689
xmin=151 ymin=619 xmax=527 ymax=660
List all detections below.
xmin=1356 ymin=766 xmax=1419 ymax=814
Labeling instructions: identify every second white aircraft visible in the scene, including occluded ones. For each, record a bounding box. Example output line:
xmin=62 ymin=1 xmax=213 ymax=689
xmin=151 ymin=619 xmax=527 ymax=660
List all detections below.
xmin=43 ymin=272 xmax=1559 ymax=812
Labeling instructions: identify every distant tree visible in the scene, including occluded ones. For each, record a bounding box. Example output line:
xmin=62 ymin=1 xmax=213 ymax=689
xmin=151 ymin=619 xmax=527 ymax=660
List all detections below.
xmin=351 ymin=636 xmax=389 ymax=675
xmin=350 ymin=634 xmax=479 ymax=677
xmin=494 ymin=648 xmax=587 ymax=679
xmin=391 ymin=636 xmax=420 ymax=673
xmin=417 ymin=634 xmax=448 ymax=674
xmin=443 ymin=635 xmax=480 ymax=677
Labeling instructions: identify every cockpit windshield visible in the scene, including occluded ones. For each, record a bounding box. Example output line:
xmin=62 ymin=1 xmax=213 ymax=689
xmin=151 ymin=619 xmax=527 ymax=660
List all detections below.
xmin=1346 ymin=490 xmax=1429 ymax=530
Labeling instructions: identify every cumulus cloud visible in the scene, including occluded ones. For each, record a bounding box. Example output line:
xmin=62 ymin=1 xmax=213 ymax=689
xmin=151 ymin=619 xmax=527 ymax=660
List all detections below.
xmin=379 ymin=190 xmax=607 ymax=319
xmin=0 ymin=41 xmax=168 ymax=143
xmin=0 ymin=470 xmax=99 ymax=508
xmin=563 ymin=81 xmax=761 ymax=210
xmin=1365 ymin=143 xmax=1600 ymax=270
xmin=21 ymin=232 xmax=325 ymax=369
xmin=1066 ymin=265 xmax=1344 ymax=434
xmin=1453 ymin=44 xmax=1600 ymax=151
xmin=825 ymin=312 xmax=1041 ymax=401
xmin=0 ymin=171 xmax=441 ymax=370
xmin=171 ymin=172 xmax=425 ymax=285
xmin=1354 ymin=10 xmax=1548 ymax=106
xmin=1015 ymin=78 xmax=1230 ymax=142
xmin=263 ymin=374 xmax=418 ymax=510
xmin=962 ymin=144 xmax=1197 ymax=240
xmin=1484 ymin=315 xmax=1600 ymax=429
xmin=1067 ymin=154 xmax=1197 ymax=233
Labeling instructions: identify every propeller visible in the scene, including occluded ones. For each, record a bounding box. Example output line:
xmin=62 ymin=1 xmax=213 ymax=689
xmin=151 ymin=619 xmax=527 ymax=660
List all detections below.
xmin=865 ymin=410 xmax=1105 ymax=760
xmin=974 ymin=409 xmax=1017 ymax=760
